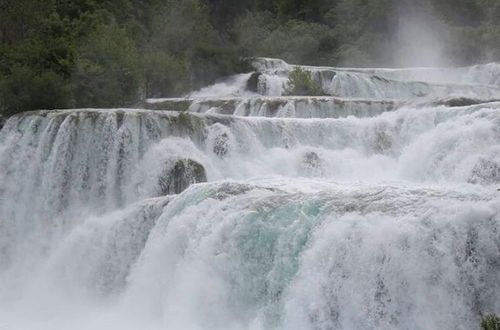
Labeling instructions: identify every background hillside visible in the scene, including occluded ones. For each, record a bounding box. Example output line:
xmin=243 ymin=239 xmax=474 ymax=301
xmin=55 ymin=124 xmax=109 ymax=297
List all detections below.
xmin=1 ymin=0 xmax=500 ymax=115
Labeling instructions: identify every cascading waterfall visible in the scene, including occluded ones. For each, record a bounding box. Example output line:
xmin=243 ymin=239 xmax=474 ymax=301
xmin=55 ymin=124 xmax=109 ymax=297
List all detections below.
xmin=0 ymin=58 xmax=499 ymax=330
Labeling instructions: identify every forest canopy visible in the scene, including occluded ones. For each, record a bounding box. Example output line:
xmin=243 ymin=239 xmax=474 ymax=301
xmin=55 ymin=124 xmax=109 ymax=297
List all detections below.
xmin=1 ymin=0 xmax=500 ymax=115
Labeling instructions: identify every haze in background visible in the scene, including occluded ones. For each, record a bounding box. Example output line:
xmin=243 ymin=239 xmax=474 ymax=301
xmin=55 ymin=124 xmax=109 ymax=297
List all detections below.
xmin=393 ymin=1 xmax=448 ymax=67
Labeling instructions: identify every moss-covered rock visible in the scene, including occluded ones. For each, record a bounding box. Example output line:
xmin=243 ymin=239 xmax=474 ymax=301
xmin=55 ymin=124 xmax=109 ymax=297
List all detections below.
xmin=433 ymin=97 xmax=500 ymax=108
xmin=439 ymin=97 xmax=483 ymax=107
xmin=147 ymin=99 xmax=193 ymax=111
xmin=170 ymin=112 xmax=195 ymax=133
xmin=267 ymin=99 xmax=287 ymax=113
xmin=158 ymin=159 xmax=207 ymax=195
xmin=204 ymin=99 xmax=239 ymax=115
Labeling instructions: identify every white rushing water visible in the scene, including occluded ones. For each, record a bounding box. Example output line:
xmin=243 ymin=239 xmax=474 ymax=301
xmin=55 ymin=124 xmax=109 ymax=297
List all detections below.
xmin=0 ymin=58 xmax=499 ymax=330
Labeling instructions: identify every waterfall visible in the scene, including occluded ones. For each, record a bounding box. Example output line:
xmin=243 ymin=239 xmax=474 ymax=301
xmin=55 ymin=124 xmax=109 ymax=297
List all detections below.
xmin=0 ymin=58 xmax=499 ymax=330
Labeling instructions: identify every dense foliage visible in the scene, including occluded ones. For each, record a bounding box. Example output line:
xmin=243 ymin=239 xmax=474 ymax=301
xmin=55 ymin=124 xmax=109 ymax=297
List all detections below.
xmin=2 ymin=0 xmax=500 ymax=115
xmin=481 ymin=314 xmax=500 ymax=330
xmin=284 ymin=67 xmax=326 ymax=96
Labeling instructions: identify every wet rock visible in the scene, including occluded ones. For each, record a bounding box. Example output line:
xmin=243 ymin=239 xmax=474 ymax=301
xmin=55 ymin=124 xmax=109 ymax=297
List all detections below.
xmin=374 ymin=129 xmax=392 ymax=153
xmin=213 ymin=132 xmax=229 ymax=158
xmin=469 ymin=159 xmax=500 ymax=185
xmin=300 ymin=151 xmax=324 ymax=176
xmin=158 ymin=159 xmax=207 ymax=195
xmin=204 ymin=99 xmax=238 ymax=115
xmin=208 ymin=123 xmax=232 ymax=158
xmin=434 ymin=97 xmax=490 ymax=107
xmin=266 ymin=99 xmax=287 ymax=113
xmin=373 ymin=75 xmax=390 ymax=83
xmin=212 ymin=183 xmax=255 ymax=201
xmin=246 ymin=72 xmax=262 ymax=93
xmin=0 ymin=113 xmax=7 ymax=130
xmin=147 ymin=99 xmax=193 ymax=111
xmin=212 ymin=183 xmax=282 ymax=201
xmin=304 ymin=152 xmax=321 ymax=167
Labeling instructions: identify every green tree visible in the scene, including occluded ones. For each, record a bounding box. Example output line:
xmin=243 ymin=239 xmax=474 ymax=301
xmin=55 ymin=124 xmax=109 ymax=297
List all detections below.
xmin=149 ymin=0 xmax=215 ymax=55
xmin=232 ymin=11 xmax=276 ymax=57
xmin=0 ymin=66 xmax=70 ymax=115
xmin=331 ymin=0 xmax=396 ymax=66
xmin=276 ymin=0 xmax=328 ymax=22
xmin=71 ymin=19 xmax=143 ymax=108
xmin=143 ymin=52 xmax=191 ymax=98
xmin=261 ymin=20 xmax=337 ymax=65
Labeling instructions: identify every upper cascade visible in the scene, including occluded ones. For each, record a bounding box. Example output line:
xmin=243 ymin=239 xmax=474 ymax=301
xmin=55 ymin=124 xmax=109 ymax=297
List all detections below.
xmin=146 ymin=57 xmax=500 ymax=118
xmin=247 ymin=57 xmax=500 ymax=99
xmin=250 ymin=57 xmax=500 ymax=88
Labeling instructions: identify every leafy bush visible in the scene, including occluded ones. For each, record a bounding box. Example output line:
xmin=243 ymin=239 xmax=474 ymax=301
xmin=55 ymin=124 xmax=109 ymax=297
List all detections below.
xmin=189 ymin=44 xmax=246 ymax=90
xmin=71 ymin=19 xmax=143 ymax=108
xmin=260 ymin=20 xmax=337 ymax=65
xmin=150 ymin=0 xmax=215 ymax=55
xmin=0 ymin=66 xmax=70 ymax=115
xmin=276 ymin=0 xmax=325 ymax=22
xmin=284 ymin=67 xmax=326 ymax=96
xmin=232 ymin=11 xmax=276 ymax=57
xmin=143 ymin=52 xmax=191 ymax=98
xmin=481 ymin=314 xmax=500 ymax=330
xmin=149 ymin=0 xmax=247 ymax=91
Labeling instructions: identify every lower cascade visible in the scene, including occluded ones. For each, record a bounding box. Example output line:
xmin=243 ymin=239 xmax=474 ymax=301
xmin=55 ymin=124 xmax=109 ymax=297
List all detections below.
xmin=0 ymin=58 xmax=500 ymax=330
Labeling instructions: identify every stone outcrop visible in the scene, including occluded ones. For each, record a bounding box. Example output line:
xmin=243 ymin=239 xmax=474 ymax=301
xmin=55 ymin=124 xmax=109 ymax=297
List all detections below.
xmin=158 ymin=159 xmax=207 ymax=195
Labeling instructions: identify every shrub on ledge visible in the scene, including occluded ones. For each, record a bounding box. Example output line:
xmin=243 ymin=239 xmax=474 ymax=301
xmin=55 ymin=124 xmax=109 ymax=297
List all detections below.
xmin=481 ymin=314 xmax=500 ymax=330
xmin=284 ymin=67 xmax=326 ymax=96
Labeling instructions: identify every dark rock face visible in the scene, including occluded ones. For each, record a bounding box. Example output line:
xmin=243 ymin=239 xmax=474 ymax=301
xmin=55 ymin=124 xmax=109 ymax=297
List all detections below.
xmin=246 ymin=72 xmax=262 ymax=93
xmin=304 ymin=152 xmax=321 ymax=168
xmin=469 ymin=159 xmax=500 ymax=184
xmin=213 ymin=132 xmax=229 ymax=158
xmin=430 ymin=97 xmax=500 ymax=108
xmin=158 ymin=159 xmax=207 ymax=195
xmin=300 ymin=151 xmax=324 ymax=176
xmin=443 ymin=97 xmax=482 ymax=107
xmin=0 ymin=115 xmax=5 ymax=130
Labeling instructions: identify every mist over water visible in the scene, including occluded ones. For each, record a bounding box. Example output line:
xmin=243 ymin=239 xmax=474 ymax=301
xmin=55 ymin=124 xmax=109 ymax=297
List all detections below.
xmin=1 ymin=55 xmax=500 ymax=330
xmin=392 ymin=1 xmax=448 ymax=68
